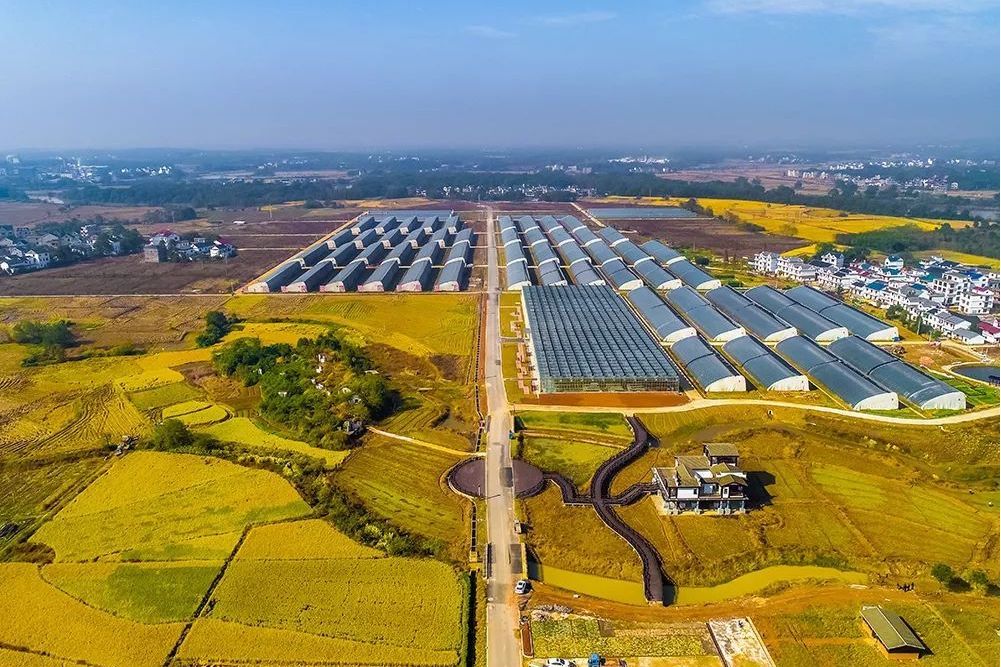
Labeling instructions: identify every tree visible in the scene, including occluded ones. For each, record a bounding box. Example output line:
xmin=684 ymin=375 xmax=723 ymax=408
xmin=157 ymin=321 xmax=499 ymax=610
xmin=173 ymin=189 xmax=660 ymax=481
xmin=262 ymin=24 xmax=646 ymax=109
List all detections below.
xmin=931 ymin=563 xmax=954 ymax=586
xmin=967 ymin=569 xmax=990 ymax=595
xmin=196 ymin=311 xmax=235 ymax=347
xmin=149 ymin=419 xmax=194 ymax=450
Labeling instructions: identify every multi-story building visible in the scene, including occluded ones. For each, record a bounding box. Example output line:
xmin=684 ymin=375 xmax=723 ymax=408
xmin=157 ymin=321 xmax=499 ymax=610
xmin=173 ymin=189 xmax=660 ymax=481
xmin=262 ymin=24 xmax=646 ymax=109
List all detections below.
xmin=750 ymin=251 xmax=779 ymax=274
xmin=653 ymin=443 xmax=748 ymax=515
xmin=957 ymin=287 xmax=995 ymax=315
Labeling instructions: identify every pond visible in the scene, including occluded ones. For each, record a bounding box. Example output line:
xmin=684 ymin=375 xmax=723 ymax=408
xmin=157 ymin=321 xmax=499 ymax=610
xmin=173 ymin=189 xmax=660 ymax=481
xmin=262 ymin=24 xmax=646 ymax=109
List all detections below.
xmin=953 ymin=364 xmax=1001 ymax=385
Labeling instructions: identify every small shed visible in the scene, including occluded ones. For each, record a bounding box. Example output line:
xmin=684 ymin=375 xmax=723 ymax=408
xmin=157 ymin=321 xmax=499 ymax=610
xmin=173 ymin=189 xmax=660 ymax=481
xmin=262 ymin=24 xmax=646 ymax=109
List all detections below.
xmin=860 ymin=605 xmax=926 ymax=660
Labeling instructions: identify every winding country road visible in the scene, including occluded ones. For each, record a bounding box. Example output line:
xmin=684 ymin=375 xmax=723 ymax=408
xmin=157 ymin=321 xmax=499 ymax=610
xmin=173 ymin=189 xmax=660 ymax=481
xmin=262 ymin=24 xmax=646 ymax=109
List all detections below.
xmin=482 ymin=206 xmax=521 ymax=666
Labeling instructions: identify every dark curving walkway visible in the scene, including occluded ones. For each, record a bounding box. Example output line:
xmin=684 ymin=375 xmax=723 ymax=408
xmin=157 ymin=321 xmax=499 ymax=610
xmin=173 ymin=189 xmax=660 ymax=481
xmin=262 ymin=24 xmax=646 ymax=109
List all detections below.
xmin=532 ymin=415 xmax=667 ymax=604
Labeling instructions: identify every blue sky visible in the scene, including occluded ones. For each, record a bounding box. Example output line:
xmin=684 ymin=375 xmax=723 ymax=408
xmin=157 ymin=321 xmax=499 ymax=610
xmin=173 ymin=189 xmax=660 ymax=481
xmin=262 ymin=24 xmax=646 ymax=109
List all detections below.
xmin=0 ymin=0 xmax=997 ymax=150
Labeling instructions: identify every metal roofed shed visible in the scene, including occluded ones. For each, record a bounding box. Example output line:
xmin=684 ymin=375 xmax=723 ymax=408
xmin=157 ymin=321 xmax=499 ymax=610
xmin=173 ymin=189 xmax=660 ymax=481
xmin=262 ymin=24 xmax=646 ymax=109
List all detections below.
xmin=321 ymin=259 xmax=367 ymax=292
xmin=860 ymin=606 xmax=926 ymax=658
xmin=669 ymin=335 xmax=746 ymax=393
xmin=597 ymin=226 xmax=628 ymax=247
xmin=663 ymin=287 xmax=745 ymax=342
xmin=246 ymin=260 xmax=305 ymax=293
xmin=359 ymin=259 xmax=403 ymax=292
xmin=828 ymin=336 xmax=966 ymax=410
xmin=351 ymin=215 xmax=377 ymax=235
xmin=705 ymin=286 xmax=797 ymax=342
xmin=538 ymin=263 xmax=568 ymax=287
xmin=665 ymin=260 xmax=722 ymax=290
xmin=745 ymin=285 xmax=849 ymax=341
xmin=353 ymin=228 xmax=379 ymax=249
xmin=326 ymin=242 xmax=360 ymax=267
xmin=626 ymin=287 xmax=697 ymax=343
xmin=584 ymin=241 xmax=618 ymax=267
xmin=633 ymin=260 xmax=682 ymax=290
xmin=434 ymin=260 xmax=467 ymax=292
xmin=505 ymin=261 xmax=532 ymax=290
xmin=396 ymin=259 xmax=435 ymax=292
xmin=785 ymin=285 xmax=898 ymax=341
xmin=722 ymin=335 xmax=809 ymax=391
xmin=283 ymin=260 xmax=336 ymax=293
xmin=641 ymin=240 xmax=685 ymax=265
xmin=775 ymin=336 xmax=898 ymax=411
xmin=374 ymin=216 xmax=399 ymax=235
xmin=521 ymin=285 xmax=680 ymax=393
xmin=569 ymin=263 xmax=605 ymax=286
xmin=613 ymin=240 xmax=655 ymax=267
xmin=601 ymin=260 xmax=644 ymax=291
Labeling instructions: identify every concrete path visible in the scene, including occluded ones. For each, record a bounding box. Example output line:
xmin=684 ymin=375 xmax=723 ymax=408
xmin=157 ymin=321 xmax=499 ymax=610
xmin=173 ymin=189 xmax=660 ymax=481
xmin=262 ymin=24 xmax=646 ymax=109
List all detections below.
xmin=511 ymin=398 xmax=999 ymax=426
xmin=482 ymin=205 xmax=522 ymax=666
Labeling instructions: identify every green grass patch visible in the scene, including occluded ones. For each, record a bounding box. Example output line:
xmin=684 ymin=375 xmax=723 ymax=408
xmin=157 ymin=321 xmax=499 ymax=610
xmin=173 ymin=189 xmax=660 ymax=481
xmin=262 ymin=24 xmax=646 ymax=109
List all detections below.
xmin=43 ymin=561 xmax=221 ymax=623
xmin=532 ymin=616 xmax=712 ymax=657
xmin=128 ymin=382 xmax=202 ymax=411
xmin=521 ymin=437 xmax=617 ymax=490
xmin=516 ymin=411 xmax=632 ymax=438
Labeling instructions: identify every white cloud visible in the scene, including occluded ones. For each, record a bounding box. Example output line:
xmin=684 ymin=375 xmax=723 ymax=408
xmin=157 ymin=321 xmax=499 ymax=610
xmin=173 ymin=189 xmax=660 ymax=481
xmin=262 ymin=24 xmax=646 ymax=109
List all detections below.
xmin=705 ymin=0 xmax=995 ymax=15
xmin=463 ymin=24 xmax=517 ymax=39
xmin=534 ymin=10 xmax=617 ymax=26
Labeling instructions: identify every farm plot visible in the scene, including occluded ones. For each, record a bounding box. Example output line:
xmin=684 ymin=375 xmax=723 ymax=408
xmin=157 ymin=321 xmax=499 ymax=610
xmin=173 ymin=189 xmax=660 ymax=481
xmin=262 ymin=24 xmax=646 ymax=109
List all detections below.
xmin=668 ymin=198 xmax=970 ymax=244
xmin=0 ymin=563 xmax=184 ymax=667
xmin=516 ymin=410 xmax=633 ymax=440
xmin=614 ymin=407 xmax=1000 ymax=587
xmin=207 ymin=559 xmax=463 ymax=652
xmin=201 ymin=417 xmax=348 ymax=467
xmin=523 ymin=486 xmax=641 ymax=582
xmin=31 ymin=451 xmax=310 ymax=562
xmin=225 ymin=293 xmax=480 ymax=359
xmin=334 ymin=437 xmax=468 ymax=561
xmin=531 ymin=615 xmax=715 ymax=660
xmin=177 ymin=517 xmax=466 ymax=666
xmin=0 ymin=250 xmax=295 ymax=295
xmin=42 ymin=560 xmax=221 ymax=623
xmin=521 ymin=436 xmax=619 ymax=490
xmin=128 ymin=381 xmax=202 ymax=410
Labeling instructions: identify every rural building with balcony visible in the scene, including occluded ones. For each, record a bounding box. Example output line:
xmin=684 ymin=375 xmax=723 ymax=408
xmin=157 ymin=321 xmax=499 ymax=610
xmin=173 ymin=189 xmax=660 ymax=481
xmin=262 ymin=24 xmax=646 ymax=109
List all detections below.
xmin=652 ymin=442 xmax=748 ymax=515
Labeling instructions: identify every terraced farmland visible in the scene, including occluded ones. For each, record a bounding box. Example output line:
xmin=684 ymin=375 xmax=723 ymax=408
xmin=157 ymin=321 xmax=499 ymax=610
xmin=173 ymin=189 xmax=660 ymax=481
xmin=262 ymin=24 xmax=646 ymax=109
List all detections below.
xmin=335 ymin=437 xmax=469 ymax=561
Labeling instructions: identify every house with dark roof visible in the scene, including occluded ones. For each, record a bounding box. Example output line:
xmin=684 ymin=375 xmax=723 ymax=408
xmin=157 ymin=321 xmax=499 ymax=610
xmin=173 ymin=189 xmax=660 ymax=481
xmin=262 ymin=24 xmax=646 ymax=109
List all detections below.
xmin=860 ymin=605 xmax=926 ymax=660
xmin=652 ymin=443 xmax=748 ymax=515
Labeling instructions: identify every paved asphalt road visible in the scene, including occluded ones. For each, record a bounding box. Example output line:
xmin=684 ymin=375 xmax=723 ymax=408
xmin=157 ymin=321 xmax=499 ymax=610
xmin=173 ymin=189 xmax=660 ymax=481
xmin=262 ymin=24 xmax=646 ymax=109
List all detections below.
xmin=483 ymin=206 xmax=521 ymax=665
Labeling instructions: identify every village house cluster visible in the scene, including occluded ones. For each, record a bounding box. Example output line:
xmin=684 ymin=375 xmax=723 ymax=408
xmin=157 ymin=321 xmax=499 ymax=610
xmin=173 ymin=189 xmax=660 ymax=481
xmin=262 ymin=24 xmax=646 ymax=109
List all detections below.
xmin=0 ymin=222 xmax=139 ymax=275
xmin=750 ymin=250 xmax=1000 ymax=345
xmin=143 ymin=229 xmax=236 ymax=263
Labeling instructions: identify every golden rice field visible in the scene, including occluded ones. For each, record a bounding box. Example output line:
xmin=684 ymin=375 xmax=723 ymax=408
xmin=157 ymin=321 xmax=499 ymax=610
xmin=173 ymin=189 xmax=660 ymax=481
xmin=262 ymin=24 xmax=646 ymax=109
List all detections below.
xmin=31 ymin=451 xmax=310 ymax=562
xmin=225 ymin=293 xmax=479 ymax=358
xmin=222 ymin=320 xmax=331 ymax=345
xmin=177 ymin=618 xmax=459 ymax=666
xmin=201 ymin=417 xmax=349 ymax=467
xmin=667 ymin=197 xmax=971 ymax=244
xmin=0 ymin=563 xmax=184 ymax=667
xmin=236 ymin=519 xmax=381 ymax=560
xmin=128 ymin=381 xmax=202 ymax=410
xmin=208 ymin=559 xmax=463 ymax=652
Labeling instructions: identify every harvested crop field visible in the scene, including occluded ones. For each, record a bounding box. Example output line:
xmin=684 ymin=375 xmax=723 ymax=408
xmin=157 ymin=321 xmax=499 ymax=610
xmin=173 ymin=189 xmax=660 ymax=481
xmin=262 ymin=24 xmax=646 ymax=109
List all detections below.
xmin=605 ymin=217 xmax=804 ymax=255
xmin=0 ymin=250 xmax=295 ymax=295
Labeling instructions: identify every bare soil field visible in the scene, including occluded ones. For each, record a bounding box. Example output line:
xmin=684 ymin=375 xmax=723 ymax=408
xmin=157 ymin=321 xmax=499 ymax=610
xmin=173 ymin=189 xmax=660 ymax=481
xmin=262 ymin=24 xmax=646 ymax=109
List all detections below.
xmin=606 ymin=217 xmax=804 ymax=255
xmin=0 ymin=202 xmax=161 ymax=226
xmin=658 ymin=162 xmax=835 ymax=194
xmin=489 ymin=202 xmax=580 ymax=214
xmin=0 ymin=250 xmax=292 ymax=295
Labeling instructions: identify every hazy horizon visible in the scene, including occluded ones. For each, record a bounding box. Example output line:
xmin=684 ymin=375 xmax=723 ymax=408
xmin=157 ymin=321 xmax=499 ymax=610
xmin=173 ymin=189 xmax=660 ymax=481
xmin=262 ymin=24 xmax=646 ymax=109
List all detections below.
xmin=2 ymin=0 xmax=998 ymax=151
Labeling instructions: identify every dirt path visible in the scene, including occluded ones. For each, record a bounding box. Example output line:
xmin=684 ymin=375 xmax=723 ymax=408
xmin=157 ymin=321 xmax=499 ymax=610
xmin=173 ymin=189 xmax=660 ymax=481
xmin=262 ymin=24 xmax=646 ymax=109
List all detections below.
xmin=367 ymin=427 xmax=483 ymax=457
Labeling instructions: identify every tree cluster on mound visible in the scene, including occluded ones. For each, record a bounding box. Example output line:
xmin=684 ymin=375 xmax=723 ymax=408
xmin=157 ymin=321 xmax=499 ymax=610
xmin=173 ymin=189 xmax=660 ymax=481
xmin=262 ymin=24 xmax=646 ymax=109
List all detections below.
xmin=195 ymin=310 xmax=237 ymax=347
xmin=213 ymin=333 xmax=395 ymax=449
xmin=836 ymin=222 xmax=1000 ymax=260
